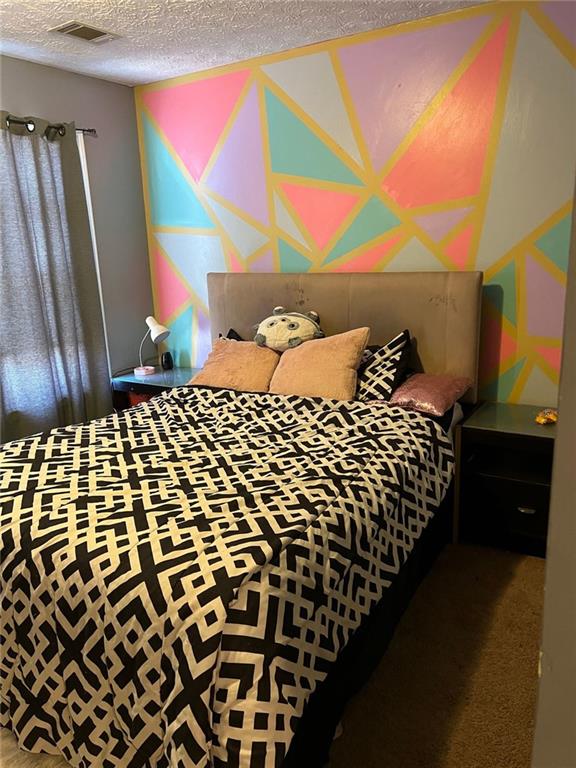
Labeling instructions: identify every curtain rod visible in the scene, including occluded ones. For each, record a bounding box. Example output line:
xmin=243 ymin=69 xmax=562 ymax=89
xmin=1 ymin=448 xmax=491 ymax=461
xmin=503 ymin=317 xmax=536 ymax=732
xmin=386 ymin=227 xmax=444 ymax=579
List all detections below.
xmin=4 ymin=115 xmax=97 ymax=137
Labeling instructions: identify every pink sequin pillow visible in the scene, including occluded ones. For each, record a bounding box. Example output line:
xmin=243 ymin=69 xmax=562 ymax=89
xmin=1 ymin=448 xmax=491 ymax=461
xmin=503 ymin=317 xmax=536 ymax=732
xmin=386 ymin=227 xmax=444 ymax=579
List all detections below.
xmin=389 ymin=373 xmax=472 ymax=416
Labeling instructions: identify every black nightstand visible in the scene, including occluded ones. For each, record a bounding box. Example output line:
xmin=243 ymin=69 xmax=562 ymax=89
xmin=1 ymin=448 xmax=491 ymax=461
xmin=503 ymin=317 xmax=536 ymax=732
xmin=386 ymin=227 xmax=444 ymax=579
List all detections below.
xmin=454 ymin=402 xmax=556 ymax=557
xmin=111 ymin=367 xmax=199 ymax=411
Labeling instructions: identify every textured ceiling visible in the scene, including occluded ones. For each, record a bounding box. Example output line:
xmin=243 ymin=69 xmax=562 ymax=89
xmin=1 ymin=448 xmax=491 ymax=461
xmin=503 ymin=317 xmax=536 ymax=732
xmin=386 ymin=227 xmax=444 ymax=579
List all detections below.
xmin=0 ymin=0 xmax=488 ymax=86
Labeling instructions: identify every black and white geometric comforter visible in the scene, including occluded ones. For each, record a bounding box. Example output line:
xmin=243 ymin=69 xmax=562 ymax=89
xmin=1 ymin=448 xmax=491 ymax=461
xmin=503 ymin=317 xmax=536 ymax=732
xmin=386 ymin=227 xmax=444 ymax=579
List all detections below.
xmin=0 ymin=386 xmax=454 ymax=768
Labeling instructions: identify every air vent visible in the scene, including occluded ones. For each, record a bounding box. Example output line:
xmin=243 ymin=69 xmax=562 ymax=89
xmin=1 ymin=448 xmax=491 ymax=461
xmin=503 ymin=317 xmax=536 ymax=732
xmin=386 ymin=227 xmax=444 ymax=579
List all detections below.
xmin=50 ymin=21 xmax=118 ymax=44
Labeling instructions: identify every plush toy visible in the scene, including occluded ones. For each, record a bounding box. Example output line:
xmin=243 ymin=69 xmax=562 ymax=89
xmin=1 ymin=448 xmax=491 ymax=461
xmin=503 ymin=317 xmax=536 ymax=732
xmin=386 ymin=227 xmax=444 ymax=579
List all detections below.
xmin=254 ymin=306 xmax=324 ymax=352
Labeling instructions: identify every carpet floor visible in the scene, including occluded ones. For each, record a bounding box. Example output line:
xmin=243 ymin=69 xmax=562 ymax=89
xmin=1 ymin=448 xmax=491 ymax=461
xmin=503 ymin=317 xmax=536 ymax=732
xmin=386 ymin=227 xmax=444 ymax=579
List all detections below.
xmin=0 ymin=545 xmax=545 ymax=768
xmin=329 ymin=544 xmax=545 ymax=768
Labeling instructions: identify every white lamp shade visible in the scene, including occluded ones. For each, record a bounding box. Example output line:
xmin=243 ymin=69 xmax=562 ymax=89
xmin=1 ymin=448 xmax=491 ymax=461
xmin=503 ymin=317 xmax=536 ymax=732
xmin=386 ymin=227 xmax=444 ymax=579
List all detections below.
xmin=146 ymin=315 xmax=170 ymax=344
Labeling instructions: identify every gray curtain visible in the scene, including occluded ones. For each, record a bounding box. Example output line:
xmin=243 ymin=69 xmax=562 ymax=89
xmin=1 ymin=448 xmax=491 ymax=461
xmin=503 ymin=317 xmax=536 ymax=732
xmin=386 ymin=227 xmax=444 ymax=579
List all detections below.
xmin=0 ymin=112 xmax=110 ymax=443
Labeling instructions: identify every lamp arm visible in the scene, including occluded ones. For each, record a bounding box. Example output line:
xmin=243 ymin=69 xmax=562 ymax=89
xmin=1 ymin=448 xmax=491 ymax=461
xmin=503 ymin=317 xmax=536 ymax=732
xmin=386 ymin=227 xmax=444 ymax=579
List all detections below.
xmin=138 ymin=328 xmax=151 ymax=368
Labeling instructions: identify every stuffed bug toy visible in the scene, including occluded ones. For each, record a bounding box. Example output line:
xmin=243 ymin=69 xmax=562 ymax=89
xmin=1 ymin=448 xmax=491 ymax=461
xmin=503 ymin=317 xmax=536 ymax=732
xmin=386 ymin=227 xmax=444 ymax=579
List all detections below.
xmin=254 ymin=306 xmax=324 ymax=352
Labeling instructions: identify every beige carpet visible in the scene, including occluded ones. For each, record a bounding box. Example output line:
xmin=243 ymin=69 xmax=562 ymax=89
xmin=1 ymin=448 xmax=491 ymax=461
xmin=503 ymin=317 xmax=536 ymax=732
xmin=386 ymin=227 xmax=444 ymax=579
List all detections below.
xmin=330 ymin=544 xmax=545 ymax=768
xmin=0 ymin=545 xmax=544 ymax=768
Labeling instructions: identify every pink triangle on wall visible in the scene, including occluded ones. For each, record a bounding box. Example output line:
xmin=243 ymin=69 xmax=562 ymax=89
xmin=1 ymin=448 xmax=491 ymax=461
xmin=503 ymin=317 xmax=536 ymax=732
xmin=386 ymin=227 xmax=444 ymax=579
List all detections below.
xmin=333 ymin=231 xmax=404 ymax=272
xmin=229 ymin=252 xmax=245 ymax=272
xmin=153 ymin=248 xmax=190 ymax=323
xmin=142 ymin=69 xmax=250 ymax=181
xmin=445 ymin=224 xmax=474 ymax=268
xmin=537 ymin=345 xmax=562 ymax=372
xmin=280 ymin=183 xmax=359 ymax=249
xmin=383 ymin=19 xmax=510 ymax=207
xmin=339 ymin=14 xmax=492 ymax=172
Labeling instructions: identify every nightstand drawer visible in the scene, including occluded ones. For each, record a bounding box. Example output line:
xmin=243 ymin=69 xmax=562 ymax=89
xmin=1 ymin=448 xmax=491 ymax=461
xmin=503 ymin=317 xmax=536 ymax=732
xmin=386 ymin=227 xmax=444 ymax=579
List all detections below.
xmin=455 ymin=402 xmax=555 ymax=556
xmin=463 ymin=474 xmax=549 ymax=555
xmin=506 ymin=486 xmax=550 ymax=541
xmin=464 ymin=442 xmax=553 ymax=486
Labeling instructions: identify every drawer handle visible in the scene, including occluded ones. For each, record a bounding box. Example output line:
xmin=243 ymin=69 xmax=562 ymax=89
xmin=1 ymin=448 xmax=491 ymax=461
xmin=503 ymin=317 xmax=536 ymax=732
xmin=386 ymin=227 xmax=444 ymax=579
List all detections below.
xmin=517 ymin=506 xmax=537 ymax=515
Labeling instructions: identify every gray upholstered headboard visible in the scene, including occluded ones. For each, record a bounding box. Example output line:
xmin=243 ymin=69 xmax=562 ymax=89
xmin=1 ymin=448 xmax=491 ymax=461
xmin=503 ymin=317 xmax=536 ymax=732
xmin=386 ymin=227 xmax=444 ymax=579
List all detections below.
xmin=207 ymin=272 xmax=483 ymax=403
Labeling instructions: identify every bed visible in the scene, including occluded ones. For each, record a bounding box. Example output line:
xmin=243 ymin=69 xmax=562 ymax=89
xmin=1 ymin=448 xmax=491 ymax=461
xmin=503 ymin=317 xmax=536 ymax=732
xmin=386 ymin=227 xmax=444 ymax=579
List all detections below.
xmin=0 ymin=271 xmax=482 ymax=768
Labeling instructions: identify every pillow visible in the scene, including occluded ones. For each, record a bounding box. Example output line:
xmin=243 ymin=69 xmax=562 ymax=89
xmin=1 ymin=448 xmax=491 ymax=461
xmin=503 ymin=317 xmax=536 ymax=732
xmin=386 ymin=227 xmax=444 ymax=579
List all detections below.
xmin=254 ymin=306 xmax=324 ymax=351
xmin=359 ymin=344 xmax=381 ymax=366
xmin=389 ymin=373 xmax=472 ymax=416
xmin=269 ymin=327 xmax=370 ymax=401
xmin=220 ymin=328 xmax=244 ymax=341
xmin=356 ymin=330 xmax=411 ymax=401
xmin=190 ymin=339 xmax=280 ymax=392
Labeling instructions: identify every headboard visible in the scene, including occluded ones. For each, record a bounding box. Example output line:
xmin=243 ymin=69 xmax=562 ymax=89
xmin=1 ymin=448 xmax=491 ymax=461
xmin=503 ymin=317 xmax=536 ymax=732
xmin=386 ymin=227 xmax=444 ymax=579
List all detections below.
xmin=207 ymin=272 xmax=483 ymax=403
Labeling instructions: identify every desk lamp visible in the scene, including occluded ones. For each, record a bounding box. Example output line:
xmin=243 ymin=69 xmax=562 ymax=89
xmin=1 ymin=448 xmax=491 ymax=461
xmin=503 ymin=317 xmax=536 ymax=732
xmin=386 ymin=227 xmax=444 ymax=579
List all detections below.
xmin=134 ymin=316 xmax=170 ymax=376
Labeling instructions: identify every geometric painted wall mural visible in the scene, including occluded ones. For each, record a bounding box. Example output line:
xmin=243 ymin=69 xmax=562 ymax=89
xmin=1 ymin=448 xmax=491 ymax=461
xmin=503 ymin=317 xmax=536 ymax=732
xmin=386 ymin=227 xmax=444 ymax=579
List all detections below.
xmin=136 ymin=1 xmax=576 ymax=405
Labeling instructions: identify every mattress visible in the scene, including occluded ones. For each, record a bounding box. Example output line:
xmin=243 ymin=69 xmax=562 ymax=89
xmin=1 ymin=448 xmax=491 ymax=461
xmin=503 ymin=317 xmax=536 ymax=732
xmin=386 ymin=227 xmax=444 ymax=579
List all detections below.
xmin=0 ymin=386 xmax=454 ymax=767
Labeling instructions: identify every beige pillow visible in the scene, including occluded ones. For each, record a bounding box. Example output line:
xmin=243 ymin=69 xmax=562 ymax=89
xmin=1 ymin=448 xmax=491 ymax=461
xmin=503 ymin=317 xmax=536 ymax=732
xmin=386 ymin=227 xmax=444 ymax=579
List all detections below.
xmin=190 ymin=339 xmax=280 ymax=392
xmin=269 ymin=327 xmax=370 ymax=400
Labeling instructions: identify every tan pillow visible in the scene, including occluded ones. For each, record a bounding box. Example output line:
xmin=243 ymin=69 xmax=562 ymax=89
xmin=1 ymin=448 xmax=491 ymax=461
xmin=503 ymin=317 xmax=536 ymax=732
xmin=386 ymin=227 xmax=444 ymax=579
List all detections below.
xmin=269 ymin=328 xmax=370 ymax=400
xmin=190 ymin=339 xmax=280 ymax=392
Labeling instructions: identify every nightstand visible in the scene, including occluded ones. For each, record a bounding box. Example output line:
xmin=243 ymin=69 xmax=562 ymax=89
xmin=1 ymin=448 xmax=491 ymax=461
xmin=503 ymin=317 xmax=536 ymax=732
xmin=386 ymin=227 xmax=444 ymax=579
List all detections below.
xmin=454 ymin=402 xmax=556 ymax=557
xmin=111 ymin=367 xmax=199 ymax=411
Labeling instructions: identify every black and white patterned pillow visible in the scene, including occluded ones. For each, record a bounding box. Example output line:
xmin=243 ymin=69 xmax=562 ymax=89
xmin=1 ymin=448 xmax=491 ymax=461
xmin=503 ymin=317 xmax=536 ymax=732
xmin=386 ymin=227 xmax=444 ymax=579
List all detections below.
xmin=218 ymin=328 xmax=244 ymax=341
xmin=356 ymin=329 xmax=411 ymax=401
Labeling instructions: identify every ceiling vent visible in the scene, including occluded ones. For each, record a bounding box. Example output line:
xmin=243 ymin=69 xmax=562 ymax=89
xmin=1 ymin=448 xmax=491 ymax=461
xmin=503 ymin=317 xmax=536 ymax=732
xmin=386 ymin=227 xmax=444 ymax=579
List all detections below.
xmin=49 ymin=21 xmax=118 ymax=44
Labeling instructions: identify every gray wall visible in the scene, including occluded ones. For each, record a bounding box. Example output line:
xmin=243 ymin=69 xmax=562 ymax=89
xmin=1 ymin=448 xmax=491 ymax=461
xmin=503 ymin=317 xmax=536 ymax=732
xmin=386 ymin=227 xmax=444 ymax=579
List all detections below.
xmin=531 ymin=193 xmax=576 ymax=766
xmin=0 ymin=54 xmax=152 ymax=373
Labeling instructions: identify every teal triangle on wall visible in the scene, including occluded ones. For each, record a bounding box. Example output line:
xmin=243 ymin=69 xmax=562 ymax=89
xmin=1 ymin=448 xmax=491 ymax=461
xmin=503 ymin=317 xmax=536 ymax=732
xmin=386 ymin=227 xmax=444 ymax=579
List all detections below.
xmin=279 ymin=239 xmax=312 ymax=272
xmin=265 ymin=89 xmax=362 ymax=186
xmin=497 ymin=357 xmax=525 ymax=401
xmin=480 ymin=357 xmax=526 ymax=403
xmin=325 ymin=196 xmax=400 ymax=264
xmin=167 ymin=305 xmax=193 ymax=367
xmin=143 ymin=115 xmax=214 ymax=229
xmin=535 ymin=215 xmax=572 ymax=273
xmin=481 ymin=357 xmax=525 ymax=402
xmin=488 ymin=260 xmax=516 ymax=325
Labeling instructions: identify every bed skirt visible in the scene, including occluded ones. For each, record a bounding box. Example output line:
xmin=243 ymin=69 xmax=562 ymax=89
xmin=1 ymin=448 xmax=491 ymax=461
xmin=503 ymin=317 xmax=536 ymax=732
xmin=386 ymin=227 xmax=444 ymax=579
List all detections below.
xmin=284 ymin=486 xmax=453 ymax=767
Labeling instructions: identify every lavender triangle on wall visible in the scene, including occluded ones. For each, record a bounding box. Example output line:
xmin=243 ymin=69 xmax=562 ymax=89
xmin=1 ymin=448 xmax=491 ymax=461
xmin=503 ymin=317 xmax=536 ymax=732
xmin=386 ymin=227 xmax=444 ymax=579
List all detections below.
xmin=250 ymin=249 xmax=275 ymax=272
xmin=206 ymin=85 xmax=269 ymax=226
xmin=338 ymin=13 xmax=493 ymax=173
xmin=414 ymin=207 xmax=472 ymax=242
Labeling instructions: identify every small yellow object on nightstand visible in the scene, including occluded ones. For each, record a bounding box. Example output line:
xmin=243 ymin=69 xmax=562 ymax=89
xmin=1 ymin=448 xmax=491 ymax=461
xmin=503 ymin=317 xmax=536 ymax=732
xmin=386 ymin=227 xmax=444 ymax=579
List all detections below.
xmin=535 ymin=408 xmax=558 ymax=425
